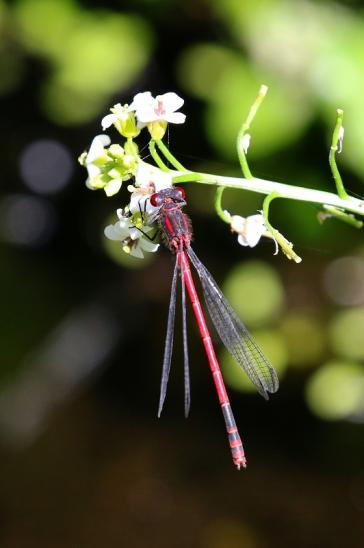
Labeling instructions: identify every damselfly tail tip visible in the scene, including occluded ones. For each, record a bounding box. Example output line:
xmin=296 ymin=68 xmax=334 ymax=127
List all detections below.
xmin=234 ymin=456 xmax=247 ymax=470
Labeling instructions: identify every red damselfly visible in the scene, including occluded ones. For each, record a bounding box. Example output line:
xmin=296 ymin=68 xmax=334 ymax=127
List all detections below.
xmin=148 ymin=187 xmax=279 ymax=469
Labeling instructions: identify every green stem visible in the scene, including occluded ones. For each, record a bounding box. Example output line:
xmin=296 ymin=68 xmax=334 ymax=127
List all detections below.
xmin=318 ymin=205 xmax=363 ymax=228
xmin=156 ymin=139 xmax=186 ymax=171
xmin=262 ymin=191 xmax=280 ymax=231
xmin=149 ymin=141 xmax=169 ymax=171
xmin=262 ymin=192 xmax=302 ymax=263
xmin=215 ymin=187 xmax=231 ymax=223
xmin=169 ymin=169 xmax=364 ymax=218
xmin=329 ymin=109 xmax=349 ymax=200
xmin=237 ymin=84 xmax=268 ymax=179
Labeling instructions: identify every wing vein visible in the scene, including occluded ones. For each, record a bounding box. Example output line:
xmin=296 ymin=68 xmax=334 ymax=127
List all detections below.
xmin=187 ymin=247 xmax=279 ymax=398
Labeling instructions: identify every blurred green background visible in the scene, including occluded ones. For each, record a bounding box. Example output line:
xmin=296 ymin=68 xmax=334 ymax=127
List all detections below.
xmin=1 ymin=0 xmax=364 ymax=546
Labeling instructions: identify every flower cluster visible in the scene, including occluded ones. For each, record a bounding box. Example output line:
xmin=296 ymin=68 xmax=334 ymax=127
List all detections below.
xmin=102 ymin=91 xmax=185 ymax=141
xmin=103 ymin=162 xmax=174 ymax=258
xmin=79 ymin=135 xmax=138 ymax=197
xmin=78 ymin=91 xmax=186 ymax=257
xmin=79 ymin=90 xmax=290 ymax=260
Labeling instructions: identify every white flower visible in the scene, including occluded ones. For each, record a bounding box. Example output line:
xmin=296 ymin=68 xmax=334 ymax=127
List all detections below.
xmin=129 ymin=161 xmax=173 ymax=215
xmin=103 ymin=179 xmax=122 ymax=197
xmin=129 ymin=92 xmax=186 ymax=126
xmin=85 ymin=134 xmax=110 ymax=179
xmin=83 ymin=134 xmax=123 ymax=197
xmin=231 ymin=214 xmax=267 ymax=247
xmin=101 ymin=103 xmax=140 ymax=138
xmin=101 ymin=104 xmax=126 ymax=130
xmin=104 ymin=212 xmax=159 ymax=259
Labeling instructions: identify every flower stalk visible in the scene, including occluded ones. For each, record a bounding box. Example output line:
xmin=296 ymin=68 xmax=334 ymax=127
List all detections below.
xmin=79 ymin=87 xmax=364 ymax=262
xmin=329 ymin=109 xmax=349 ymax=200
xmin=172 ymin=169 xmax=364 ymax=218
xmin=214 ymin=187 xmax=231 ymax=224
xmin=149 ymin=140 xmax=169 ymax=171
xmin=262 ymin=192 xmax=302 ymax=263
xmin=236 ymin=84 xmax=268 ymax=180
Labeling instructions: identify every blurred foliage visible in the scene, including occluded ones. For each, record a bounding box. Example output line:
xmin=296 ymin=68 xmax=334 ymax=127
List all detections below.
xmin=280 ymin=311 xmax=326 ymax=368
xmin=178 ymin=43 xmax=312 ymax=159
xmin=5 ymin=0 xmax=154 ymax=123
xmin=178 ymin=0 xmax=364 ymax=180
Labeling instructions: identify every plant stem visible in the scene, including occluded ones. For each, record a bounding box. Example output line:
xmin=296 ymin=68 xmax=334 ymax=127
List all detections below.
xmin=236 ymin=84 xmax=268 ymax=179
xmin=172 ymin=170 xmax=364 ymax=218
xmin=318 ymin=205 xmax=363 ymax=228
xmin=329 ymin=109 xmax=349 ymax=200
xmin=156 ymin=139 xmax=186 ymax=171
xmin=262 ymin=192 xmax=302 ymax=263
xmin=214 ymin=187 xmax=231 ymax=223
xmin=149 ymin=141 xmax=169 ymax=171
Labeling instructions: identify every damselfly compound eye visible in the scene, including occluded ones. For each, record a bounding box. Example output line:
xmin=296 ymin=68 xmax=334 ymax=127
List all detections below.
xmin=150 ymin=193 xmax=160 ymax=206
xmin=176 ymin=187 xmax=186 ymax=199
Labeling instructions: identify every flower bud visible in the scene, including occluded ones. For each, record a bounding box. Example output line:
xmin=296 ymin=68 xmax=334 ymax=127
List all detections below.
xmin=102 ymin=104 xmax=140 ymax=138
xmin=147 ymin=120 xmax=168 ymax=140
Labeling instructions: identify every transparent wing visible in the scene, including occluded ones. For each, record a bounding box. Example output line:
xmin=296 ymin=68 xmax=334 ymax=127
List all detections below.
xmin=187 ymin=247 xmax=279 ymax=399
xmin=179 ymin=247 xmax=191 ymax=418
xmin=158 ymin=256 xmax=178 ymax=416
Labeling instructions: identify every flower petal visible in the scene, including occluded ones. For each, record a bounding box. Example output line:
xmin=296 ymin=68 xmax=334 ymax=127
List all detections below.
xmin=130 ymin=245 xmax=144 ymax=259
xmin=104 ymin=179 xmax=122 ymax=197
xmin=134 ymin=106 xmax=158 ymax=123
xmin=237 ymin=234 xmax=249 ymax=247
xmin=129 ymin=193 xmax=152 ymax=214
xmin=129 ymin=91 xmax=153 ymax=111
xmin=101 ymin=114 xmax=117 ymax=130
xmin=243 ymin=217 xmax=266 ymax=247
xmin=230 ymin=215 xmax=245 ymax=233
xmin=129 ymin=226 xmax=141 ymax=240
xmin=85 ymin=177 xmax=97 ymax=190
xmin=104 ymin=222 xmax=128 ymax=241
xmin=244 ymin=230 xmax=263 ymax=247
xmin=248 ymin=214 xmax=265 ymax=226
xmin=135 ymin=161 xmax=172 ymax=191
xmin=87 ymin=134 xmax=111 ymax=162
xmin=157 ymin=92 xmax=184 ymax=112
xmin=140 ymin=238 xmax=159 ymax=253
xmin=165 ymin=112 xmax=186 ymax=124
xmin=86 ymin=164 xmax=101 ymax=179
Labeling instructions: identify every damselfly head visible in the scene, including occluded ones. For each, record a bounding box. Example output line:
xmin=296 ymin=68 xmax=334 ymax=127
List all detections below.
xmin=150 ymin=186 xmax=186 ymax=207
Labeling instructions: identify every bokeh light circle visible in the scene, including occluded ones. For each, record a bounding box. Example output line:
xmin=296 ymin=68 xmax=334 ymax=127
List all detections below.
xmin=280 ymin=311 xmax=326 ymax=368
xmin=20 ymin=139 xmax=73 ymax=194
xmin=222 ymin=260 xmax=285 ymax=327
xmin=305 ymin=360 xmax=364 ymax=420
xmin=0 ymin=194 xmax=56 ymax=246
xmin=329 ymin=307 xmax=364 ymax=360
xmin=323 ymin=256 xmax=364 ymax=306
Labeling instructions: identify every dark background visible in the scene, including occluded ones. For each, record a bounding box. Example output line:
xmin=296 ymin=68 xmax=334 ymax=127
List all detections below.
xmin=1 ymin=1 xmax=364 ymax=546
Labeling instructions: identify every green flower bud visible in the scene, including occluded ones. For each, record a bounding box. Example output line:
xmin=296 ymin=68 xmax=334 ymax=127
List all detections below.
xmin=102 ymin=104 xmax=140 ymax=138
xmin=147 ymin=120 xmax=168 ymax=140
xmin=108 ymin=144 xmax=125 ymax=160
xmin=78 ymin=151 xmax=87 ymax=166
